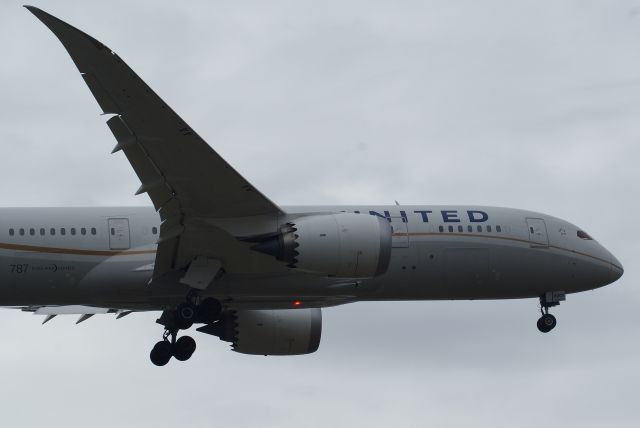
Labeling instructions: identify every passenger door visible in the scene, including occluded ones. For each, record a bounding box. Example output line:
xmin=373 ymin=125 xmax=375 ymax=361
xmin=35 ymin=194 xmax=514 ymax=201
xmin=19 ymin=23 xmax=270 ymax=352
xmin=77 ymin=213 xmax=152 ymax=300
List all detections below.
xmin=526 ymin=218 xmax=548 ymax=248
xmin=108 ymin=218 xmax=131 ymax=250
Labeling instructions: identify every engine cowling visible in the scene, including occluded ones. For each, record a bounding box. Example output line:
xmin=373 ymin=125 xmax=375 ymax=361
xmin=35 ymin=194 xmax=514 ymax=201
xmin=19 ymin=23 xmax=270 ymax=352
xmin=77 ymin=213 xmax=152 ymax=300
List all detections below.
xmin=252 ymin=213 xmax=392 ymax=278
xmin=199 ymin=309 xmax=322 ymax=356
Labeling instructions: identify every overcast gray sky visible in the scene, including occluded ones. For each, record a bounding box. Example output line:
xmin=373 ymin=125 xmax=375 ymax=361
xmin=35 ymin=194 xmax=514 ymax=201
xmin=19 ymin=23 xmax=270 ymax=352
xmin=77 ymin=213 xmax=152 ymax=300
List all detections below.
xmin=1 ymin=1 xmax=639 ymax=427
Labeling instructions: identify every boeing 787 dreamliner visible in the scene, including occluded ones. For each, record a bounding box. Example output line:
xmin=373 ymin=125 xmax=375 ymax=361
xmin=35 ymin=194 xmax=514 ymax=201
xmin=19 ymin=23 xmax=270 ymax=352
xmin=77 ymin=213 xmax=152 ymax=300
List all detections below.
xmin=0 ymin=7 xmax=623 ymax=365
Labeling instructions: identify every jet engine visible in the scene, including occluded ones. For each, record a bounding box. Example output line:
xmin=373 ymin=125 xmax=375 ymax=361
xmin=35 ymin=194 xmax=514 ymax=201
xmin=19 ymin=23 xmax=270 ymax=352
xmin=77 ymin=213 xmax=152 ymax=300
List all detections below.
xmin=198 ymin=308 xmax=322 ymax=355
xmin=251 ymin=213 xmax=392 ymax=278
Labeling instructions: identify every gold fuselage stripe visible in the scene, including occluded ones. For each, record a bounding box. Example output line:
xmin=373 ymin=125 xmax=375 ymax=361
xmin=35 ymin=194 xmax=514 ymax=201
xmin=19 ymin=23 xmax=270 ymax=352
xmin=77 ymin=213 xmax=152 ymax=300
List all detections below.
xmin=0 ymin=242 xmax=155 ymax=256
xmin=0 ymin=232 xmax=619 ymax=270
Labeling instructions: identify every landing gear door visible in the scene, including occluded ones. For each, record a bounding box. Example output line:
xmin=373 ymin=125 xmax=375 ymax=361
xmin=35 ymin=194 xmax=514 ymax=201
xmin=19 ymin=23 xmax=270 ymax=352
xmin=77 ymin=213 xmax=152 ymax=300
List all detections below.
xmin=389 ymin=217 xmax=409 ymax=248
xmin=108 ymin=218 xmax=131 ymax=250
xmin=526 ymin=217 xmax=548 ymax=248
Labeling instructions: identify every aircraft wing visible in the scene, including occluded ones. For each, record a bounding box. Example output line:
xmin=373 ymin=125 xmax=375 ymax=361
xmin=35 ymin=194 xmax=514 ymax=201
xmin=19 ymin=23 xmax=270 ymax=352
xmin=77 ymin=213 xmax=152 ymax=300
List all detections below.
xmin=26 ymin=6 xmax=285 ymax=279
xmin=19 ymin=305 xmax=137 ymax=324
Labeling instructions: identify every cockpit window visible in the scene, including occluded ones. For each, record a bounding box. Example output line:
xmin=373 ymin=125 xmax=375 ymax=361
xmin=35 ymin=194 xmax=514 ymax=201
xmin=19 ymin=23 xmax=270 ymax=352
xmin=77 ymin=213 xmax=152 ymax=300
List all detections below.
xmin=577 ymin=230 xmax=593 ymax=240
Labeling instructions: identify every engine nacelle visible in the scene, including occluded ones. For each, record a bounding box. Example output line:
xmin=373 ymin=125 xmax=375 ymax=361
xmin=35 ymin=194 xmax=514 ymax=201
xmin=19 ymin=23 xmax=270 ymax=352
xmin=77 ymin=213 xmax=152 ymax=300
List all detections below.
xmin=199 ymin=309 xmax=322 ymax=356
xmin=252 ymin=213 xmax=392 ymax=278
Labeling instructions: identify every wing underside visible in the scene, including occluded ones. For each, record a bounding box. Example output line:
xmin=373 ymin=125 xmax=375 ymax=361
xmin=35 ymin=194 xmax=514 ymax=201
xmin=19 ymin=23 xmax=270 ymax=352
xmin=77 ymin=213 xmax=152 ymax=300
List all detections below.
xmin=19 ymin=305 xmax=136 ymax=324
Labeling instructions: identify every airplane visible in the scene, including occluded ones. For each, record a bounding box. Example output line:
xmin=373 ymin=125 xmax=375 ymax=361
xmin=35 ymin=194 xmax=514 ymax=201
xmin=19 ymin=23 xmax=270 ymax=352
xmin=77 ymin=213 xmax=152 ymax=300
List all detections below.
xmin=0 ymin=6 xmax=623 ymax=366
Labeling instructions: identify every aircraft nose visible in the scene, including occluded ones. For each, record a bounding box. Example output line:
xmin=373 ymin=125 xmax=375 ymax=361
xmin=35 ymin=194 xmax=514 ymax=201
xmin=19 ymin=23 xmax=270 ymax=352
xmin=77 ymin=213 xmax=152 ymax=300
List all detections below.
xmin=610 ymin=254 xmax=624 ymax=283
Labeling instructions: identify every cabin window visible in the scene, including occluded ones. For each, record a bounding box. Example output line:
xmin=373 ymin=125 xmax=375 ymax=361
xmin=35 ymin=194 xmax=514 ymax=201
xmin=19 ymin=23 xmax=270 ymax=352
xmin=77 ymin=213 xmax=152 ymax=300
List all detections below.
xmin=81 ymin=227 xmax=86 ymax=235
xmin=29 ymin=228 xmax=35 ymax=236
xmin=40 ymin=228 xmax=45 ymax=236
xmin=70 ymin=228 xmax=76 ymax=236
xmin=50 ymin=228 xmax=55 ymax=236
xmin=467 ymin=225 xmax=473 ymax=233
xmin=9 ymin=228 xmax=14 ymax=236
xmin=477 ymin=225 xmax=482 ymax=232
xmin=448 ymin=225 xmax=454 ymax=232
xmin=19 ymin=228 xmax=25 ymax=236
xmin=152 ymin=226 xmax=158 ymax=235
xmin=457 ymin=225 xmax=463 ymax=232
xmin=487 ymin=225 xmax=492 ymax=232
xmin=91 ymin=227 xmax=97 ymax=235
xmin=60 ymin=228 xmax=66 ymax=236
xmin=577 ymin=230 xmax=593 ymax=240
xmin=496 ymin=225 xmax=502 ymax=233
xmin=438 ymin=225 xmax=444 ymax=233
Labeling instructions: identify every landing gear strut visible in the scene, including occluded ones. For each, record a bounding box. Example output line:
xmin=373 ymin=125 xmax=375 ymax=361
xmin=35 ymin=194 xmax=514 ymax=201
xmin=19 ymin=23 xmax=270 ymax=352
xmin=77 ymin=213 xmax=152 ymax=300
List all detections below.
xmin=150 ymin=329 xmax=197 ymax=366
xmin=537 ymin=291 xmax=565 ymax=333
xmin=174 ymin=291 xmax=222 ymax=330
xmin=150 ymin=294 xmax=222 ymax=365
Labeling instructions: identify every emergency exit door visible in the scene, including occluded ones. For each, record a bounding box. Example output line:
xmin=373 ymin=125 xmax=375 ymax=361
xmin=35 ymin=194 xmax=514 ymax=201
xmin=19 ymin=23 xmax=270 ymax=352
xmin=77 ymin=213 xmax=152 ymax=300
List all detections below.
xmin=108 ymin=218 xmax=131 ymax=250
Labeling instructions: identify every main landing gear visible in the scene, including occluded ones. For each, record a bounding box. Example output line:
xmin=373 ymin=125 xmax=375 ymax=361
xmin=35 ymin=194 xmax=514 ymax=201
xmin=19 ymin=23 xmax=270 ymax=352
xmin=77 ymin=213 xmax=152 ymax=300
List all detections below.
xmin=150 ymin=294 xmax=222 ymax=366
xmin=150 ymin=329 xmax=197 ymax=366
xmin=537 ymin=291 xmax=565 ymax=333
xmin=174 ymin=294 xmax=222 ymax=330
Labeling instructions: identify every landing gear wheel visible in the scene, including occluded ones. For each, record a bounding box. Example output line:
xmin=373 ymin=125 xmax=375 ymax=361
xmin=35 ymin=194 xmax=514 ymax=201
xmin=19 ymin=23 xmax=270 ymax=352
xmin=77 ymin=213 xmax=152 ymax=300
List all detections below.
xmin=173 ymin=335 xmax=197 ymax=361
xmin=175 ymin=302 xmax=197 ymax=330
xmin=150 ymin=341 xmax=173 ymax=366
xmin=198 ymin=298 xmax=222 ymax=324
xmin=537 ymin=314 xmax=557 ymax=333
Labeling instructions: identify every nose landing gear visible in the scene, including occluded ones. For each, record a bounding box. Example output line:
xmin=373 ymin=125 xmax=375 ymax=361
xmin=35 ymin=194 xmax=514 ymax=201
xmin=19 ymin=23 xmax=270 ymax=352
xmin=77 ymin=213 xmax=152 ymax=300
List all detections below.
xmin=537 ymin=291 xmax=565 ymax=333
xmin=537 ymin=313 xmax=557 ymax=333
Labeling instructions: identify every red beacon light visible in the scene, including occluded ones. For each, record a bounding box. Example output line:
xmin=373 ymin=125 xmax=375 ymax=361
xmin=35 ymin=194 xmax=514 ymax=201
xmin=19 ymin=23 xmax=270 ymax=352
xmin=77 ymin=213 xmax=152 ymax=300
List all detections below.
xmin=293 ymin=300 xmax=302 ymax=307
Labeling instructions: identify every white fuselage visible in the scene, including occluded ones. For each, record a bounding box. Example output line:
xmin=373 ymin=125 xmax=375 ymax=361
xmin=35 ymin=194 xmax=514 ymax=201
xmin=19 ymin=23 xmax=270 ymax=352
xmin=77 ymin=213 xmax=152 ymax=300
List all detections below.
xmin=0 ymin=205 xmax=622 ymax=311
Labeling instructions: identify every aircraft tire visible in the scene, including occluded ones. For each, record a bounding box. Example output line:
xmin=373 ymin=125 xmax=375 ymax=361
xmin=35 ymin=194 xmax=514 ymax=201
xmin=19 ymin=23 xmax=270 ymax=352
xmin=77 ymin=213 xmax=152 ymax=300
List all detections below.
xmin=173 ymin=335 xmax=197 ymax=361
xmin=175 ymin=302 xmax=197 ymax=330
xmin=537 ymin=314 xmax=557 ymax=333
xmin=150 ymin=341 xmax=173 ymax=366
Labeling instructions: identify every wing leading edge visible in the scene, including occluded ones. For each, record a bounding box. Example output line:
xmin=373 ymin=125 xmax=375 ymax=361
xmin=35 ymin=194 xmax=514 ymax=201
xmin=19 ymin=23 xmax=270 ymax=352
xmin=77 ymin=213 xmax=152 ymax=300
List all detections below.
xmin=26 ymin=6 xmax=285 ymax=279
